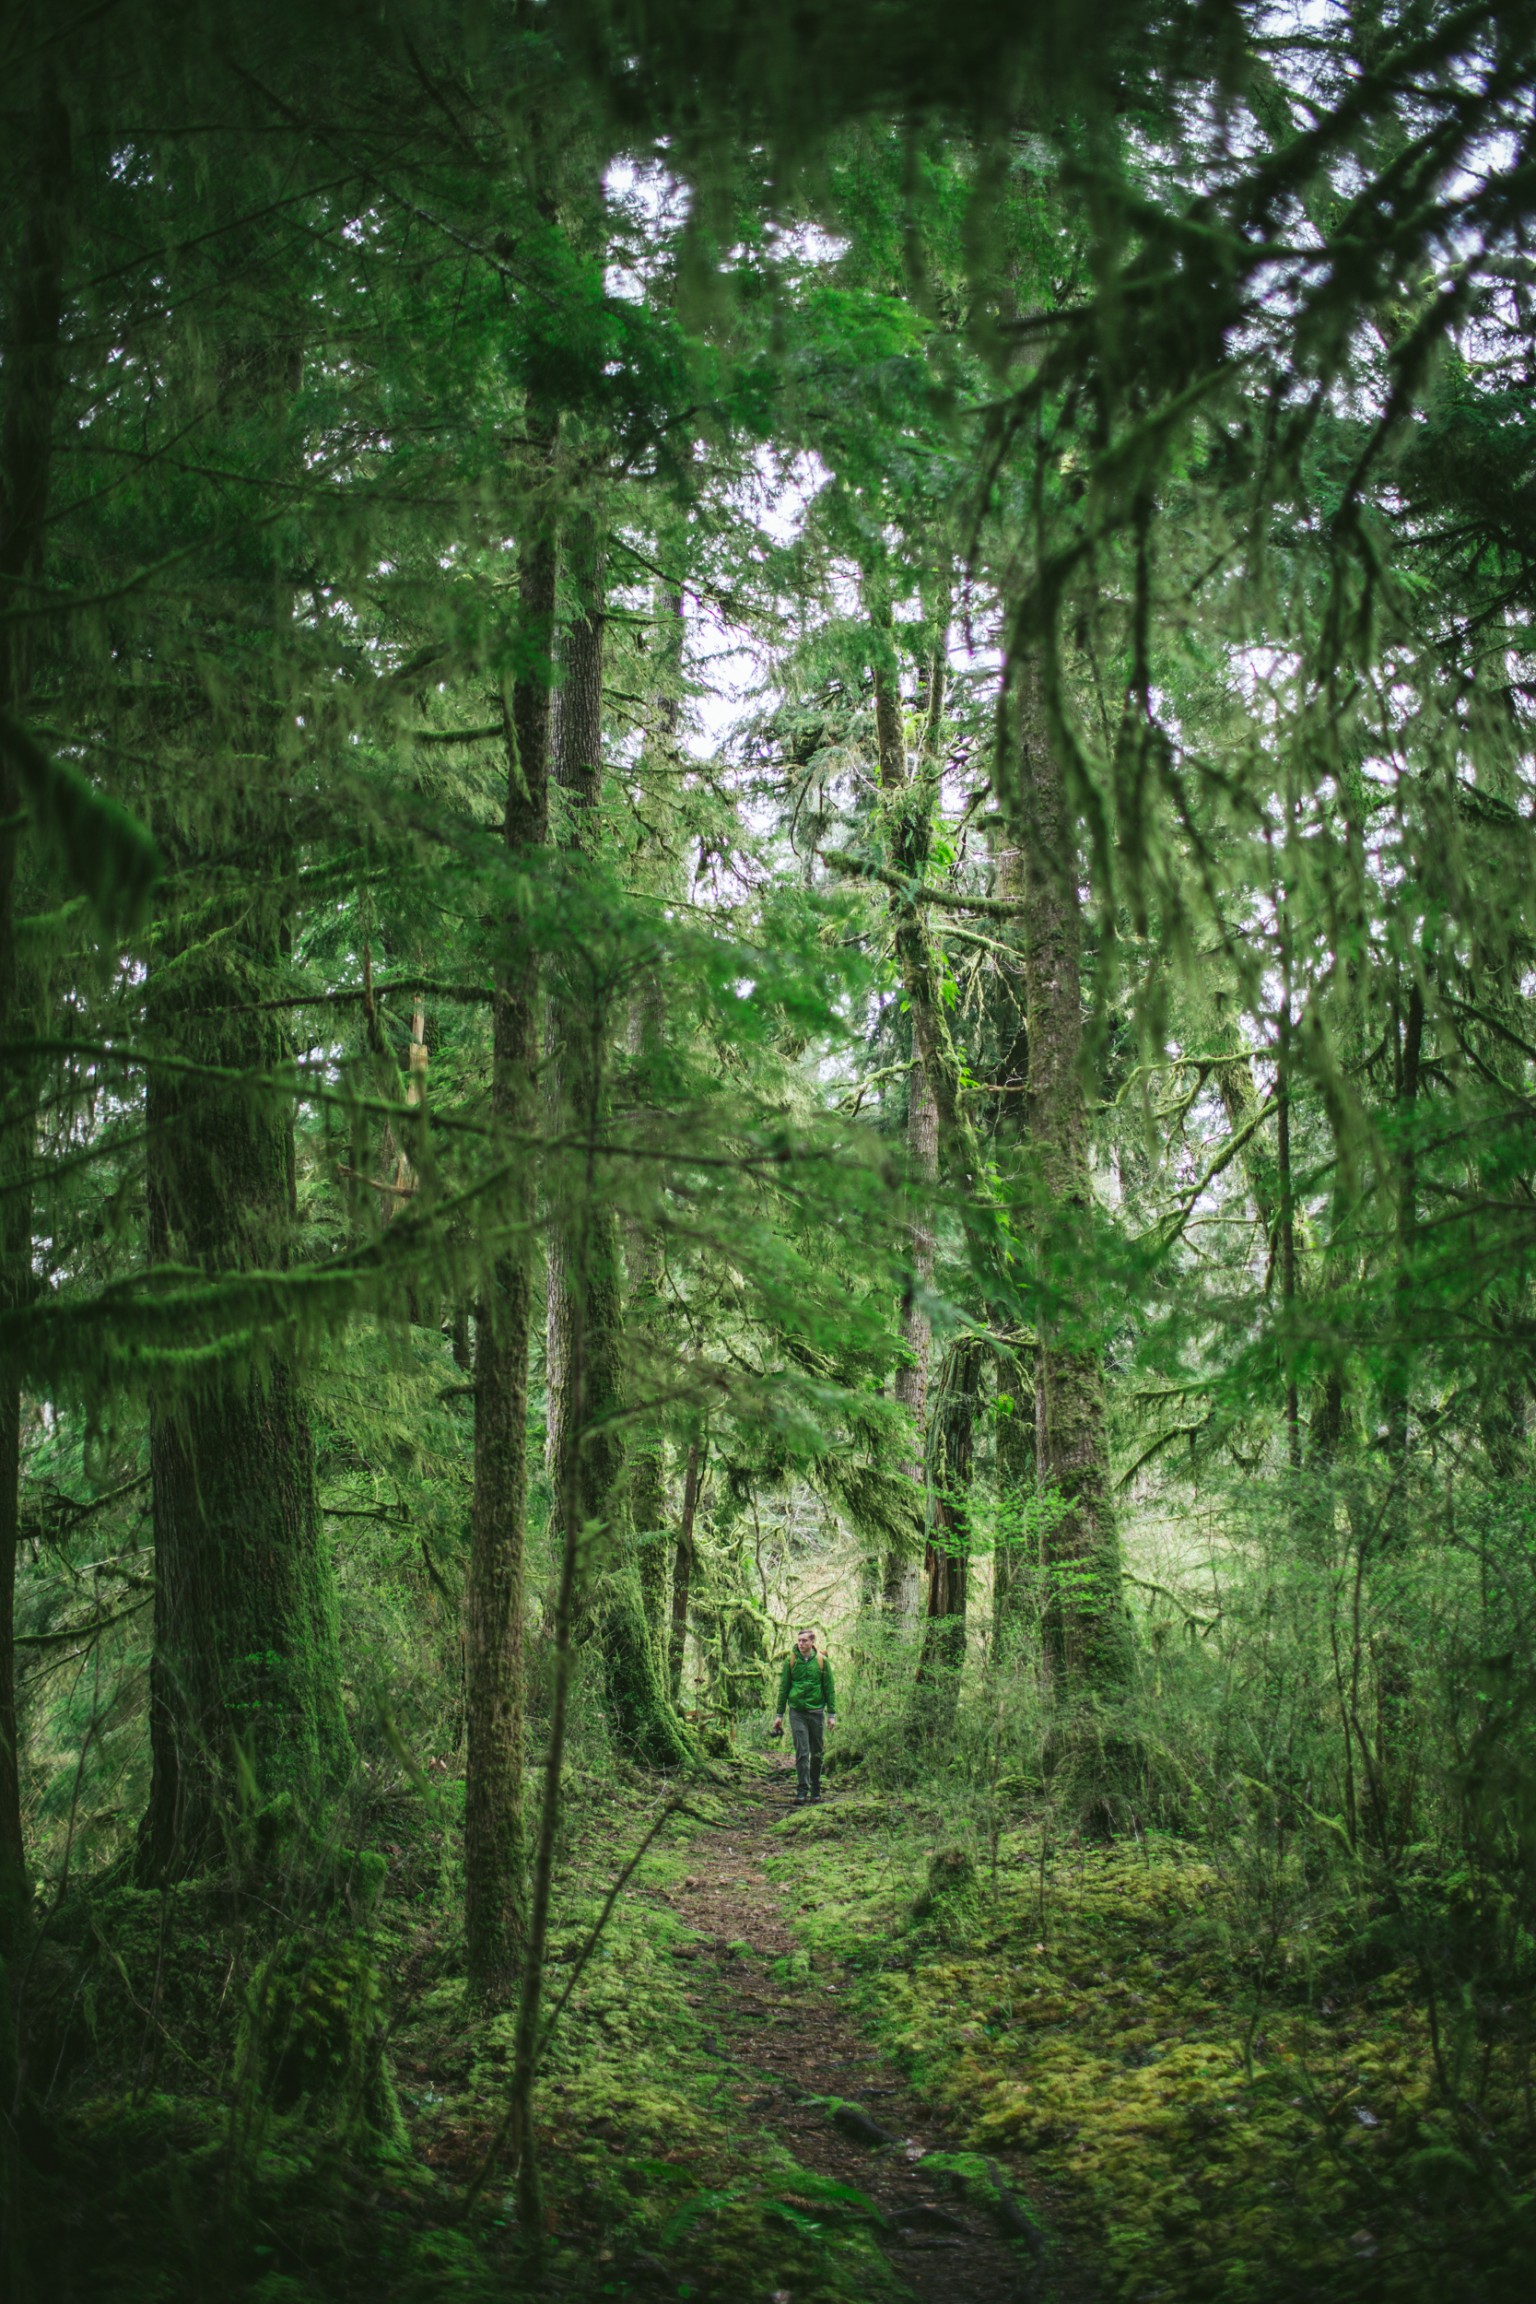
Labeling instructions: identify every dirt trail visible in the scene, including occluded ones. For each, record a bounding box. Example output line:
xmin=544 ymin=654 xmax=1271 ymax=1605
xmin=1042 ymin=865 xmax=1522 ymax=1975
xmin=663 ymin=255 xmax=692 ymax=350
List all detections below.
xmin=660 ymin=1763 xmax=1080 ymax=2304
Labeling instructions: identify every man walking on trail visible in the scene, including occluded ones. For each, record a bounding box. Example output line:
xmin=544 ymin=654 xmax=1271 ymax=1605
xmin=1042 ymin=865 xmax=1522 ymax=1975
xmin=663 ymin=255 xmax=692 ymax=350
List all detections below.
xmin=772 ymin=1628 xmax=836 ymax=1804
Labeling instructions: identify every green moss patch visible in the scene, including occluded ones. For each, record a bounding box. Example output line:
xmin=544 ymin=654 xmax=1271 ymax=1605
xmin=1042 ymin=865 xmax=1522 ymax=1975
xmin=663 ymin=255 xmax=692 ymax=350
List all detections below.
xmin=766 ymin=1805 xmax=1536 ymax=2302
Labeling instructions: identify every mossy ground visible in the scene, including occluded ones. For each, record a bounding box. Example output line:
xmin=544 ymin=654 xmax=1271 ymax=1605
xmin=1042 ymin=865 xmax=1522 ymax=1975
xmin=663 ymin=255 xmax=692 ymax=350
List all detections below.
xmin=766 ymin=1787 xmax=1536 ymax=2303
xmin=17 ymin=1769 xmax=902 ymax=2303
xmin=28 ymin=1756 xmax=1533 ymax=2302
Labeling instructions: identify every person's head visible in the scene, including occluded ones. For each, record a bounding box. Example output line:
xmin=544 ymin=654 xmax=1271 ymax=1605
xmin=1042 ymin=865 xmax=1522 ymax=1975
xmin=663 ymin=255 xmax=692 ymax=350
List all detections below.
xmin=796 ymin=1627 xmax=817 ymax=1656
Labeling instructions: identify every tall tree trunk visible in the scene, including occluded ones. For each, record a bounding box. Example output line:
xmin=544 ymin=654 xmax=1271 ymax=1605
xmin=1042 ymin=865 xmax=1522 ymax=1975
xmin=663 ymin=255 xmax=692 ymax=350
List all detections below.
xmin=870 ymin=624 xmax=977 ymax=1632
xmin=992 ymin=1364 xmax=1036 ymax=1652
xmin=1384 ymin=972 xmax=1424 ymax=1461
xmin=626 ymin=592 xmax=683 ymax=1650
xmin=141 ymin=327 xmax=345 ymax=1879
xmin=871 ymin=638 xmax=986 ymax=1198
xmin=545 ymin=520 xmax=692 ymax=1767
xmin=886 ymin=1063 xmax=937 ymax=1614
xmin=624 ymin=992 xmax=670 ymax=1650
xmin=0 ymin=76 xmax=68 ymax=1961
xmin=1276 ymin=993 xmax=1302 ymax=1471
xmin=464 ymin=410 xmax=556 ymax=2005
xmin=985 ymin=830 xmax=1034 ymax=1651
xmin=1002 ymin=657 xmax=1131 ymax=1694
xmin=914 ymin=1338 xmax=983 ymax=1724
xmin=667 ymin=1437 xmax=704 ymax=1705
xmin=0 ymin=83 xmax=70 ymax=2300
xmin=871 ymin=623 xmax=997 ymax=1707
xmin=141 ymin=894 xmax=348 ymax=1878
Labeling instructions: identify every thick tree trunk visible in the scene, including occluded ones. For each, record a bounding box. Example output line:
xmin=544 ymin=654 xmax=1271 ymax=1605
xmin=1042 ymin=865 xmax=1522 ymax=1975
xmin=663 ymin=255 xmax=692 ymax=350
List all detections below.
xmin=546 ymin=521 xmax=692 ymax=1767
xmin=464 ymin=419 xmax=556 ymax=2005
xmin=0 ymin=88 xmax=70 ymax=2296
xmin=140 ymin=322 xmax=346 ymax=1879
xmin=1002 ymin=658 xmax=1131 ymax=1694
xmin=0 ymin=82 xmax=69 ymax=1955
xmin=141 ymin=911 xmax=347 ymax=1878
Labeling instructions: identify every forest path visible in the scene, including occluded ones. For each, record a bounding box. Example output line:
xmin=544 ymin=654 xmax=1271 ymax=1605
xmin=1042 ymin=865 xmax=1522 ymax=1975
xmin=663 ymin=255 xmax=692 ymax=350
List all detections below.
xmin=661 ymin=1763 xmax=1074 ymax=2304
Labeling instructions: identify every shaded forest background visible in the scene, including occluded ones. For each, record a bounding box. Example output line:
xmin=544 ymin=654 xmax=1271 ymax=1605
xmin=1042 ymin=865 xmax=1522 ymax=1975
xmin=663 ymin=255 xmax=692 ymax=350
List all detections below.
xmin=4 ymin=1 xmax=1536 ymax=2297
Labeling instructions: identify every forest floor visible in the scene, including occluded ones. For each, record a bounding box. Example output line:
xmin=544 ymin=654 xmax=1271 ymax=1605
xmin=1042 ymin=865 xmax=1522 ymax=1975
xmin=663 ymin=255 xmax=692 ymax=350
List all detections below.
xmin=37 ymin=1748 xmax=1527 ymax=2303
xmin=658 ymin=1761 xmax=1071 ymax=2304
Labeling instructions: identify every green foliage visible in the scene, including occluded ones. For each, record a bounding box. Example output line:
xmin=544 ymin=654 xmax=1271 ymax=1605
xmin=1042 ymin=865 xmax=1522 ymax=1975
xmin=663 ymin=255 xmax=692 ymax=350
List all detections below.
xmin=8 ymin=1 xmax=1536 ymax=2295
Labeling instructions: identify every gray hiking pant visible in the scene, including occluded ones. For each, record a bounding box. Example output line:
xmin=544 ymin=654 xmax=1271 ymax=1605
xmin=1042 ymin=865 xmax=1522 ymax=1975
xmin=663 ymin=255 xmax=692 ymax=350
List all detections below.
xmin=789 ymin=1707 xmax=824 ymax=1800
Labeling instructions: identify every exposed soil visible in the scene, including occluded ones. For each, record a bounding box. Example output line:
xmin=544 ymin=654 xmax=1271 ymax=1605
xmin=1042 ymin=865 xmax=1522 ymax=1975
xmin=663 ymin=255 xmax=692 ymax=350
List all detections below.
xmin=657 ymin=1763 xmax=1089 ymax=2304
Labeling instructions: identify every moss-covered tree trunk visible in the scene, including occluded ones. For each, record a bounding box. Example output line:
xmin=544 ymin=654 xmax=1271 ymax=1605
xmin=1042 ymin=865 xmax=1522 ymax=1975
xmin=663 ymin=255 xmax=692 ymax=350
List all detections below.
xmin=139 ymin=313 xmax=348 ymax=1879
xmin=914 ymin=1337 xmax=983 ymax=1725
xmin=992 ymin=1371 xmax=1036 ymax=1651
xmin=872 ymin=642 xmax=986 ymax=1199
xmin=464 ymin=414 xmax=556 ymax=2004
xmin=871 ymin=631 xmax=976 ymax=1628
xmin=546 ymin=521 xmax=692 ymax=1768
xmin=625 ymin=1169 xmax=670 ymax=1646
xmin=1002 ymin=658 xmax=1131 ymax=1693
xmin=0 ymin=86 xmax=70 ymax=2300
xmin=887 ymin=1063 xmax=937 ymax=1614
xmin=141 ymin=894 xmax=347 ymax=1879
xmin=983 ymin=830 xmax=1035 ymax=1652
xmin=626 ymin=590 xmax=684 ymax=1649
xmin=0 ymin=81 xmax=68 ymax=1955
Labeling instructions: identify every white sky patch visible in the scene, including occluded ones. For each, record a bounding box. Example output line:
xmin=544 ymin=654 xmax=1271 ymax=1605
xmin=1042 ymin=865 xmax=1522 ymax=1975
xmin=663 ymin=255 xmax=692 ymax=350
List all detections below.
xmin=604 ymin=155 xmax=689 ymax=302
xmin=683 ymin=447 xmax=834 ymax=761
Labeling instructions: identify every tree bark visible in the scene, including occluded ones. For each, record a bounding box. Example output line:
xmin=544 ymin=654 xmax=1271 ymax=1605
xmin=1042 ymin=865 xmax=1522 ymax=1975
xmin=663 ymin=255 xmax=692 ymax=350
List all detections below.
xmin=886 ymin=1063 xmax=938 ymax=1613
xmin=1384 ymin=973 xmax=1424 ymax=1461
xmin=0 ymin=84 xmax=69 ymax=2300
xmin=141 ymin=902 xmax=348 ymax=1879
xmin=667 ymin=1437 xmax=704 ymax=1706
xmin=464 ymin=409 xmax=556 ymax=2005
xmin=0 ymin=78 xmax=69 ymax=1955
xmin=984 ymin=831 xmax=1034 ymax=1652
xmin=546 ymin=519 xmax=692 ymax=1767
xmin=624 ymin=991 xmax=670 ymax=1649
xmin=141 ymin=325 xmax=346 ymax=1879
xmin=1277 ymin=994 xmax=1302 ymax=1470
xmin=873 ymin=647 xmax=987 ymax=1198
xmin=870 ymin=627 xmax=967 ymax=1621
xmin=625 ymin=594 xmax=683 ymax=1649
xmin=914 ymin=1338 xmax=983 ymax=1724
xmin=992 ymin=1367 xmax=1036 ymax=1652
xmin=1002 ymin=657 xmax=1131 ymax=1694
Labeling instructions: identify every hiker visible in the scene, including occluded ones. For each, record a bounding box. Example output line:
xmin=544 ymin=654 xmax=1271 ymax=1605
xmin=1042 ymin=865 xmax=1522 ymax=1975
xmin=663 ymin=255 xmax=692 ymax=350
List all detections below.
xmin=771 ymin=1627 xmax=837 ymax=1804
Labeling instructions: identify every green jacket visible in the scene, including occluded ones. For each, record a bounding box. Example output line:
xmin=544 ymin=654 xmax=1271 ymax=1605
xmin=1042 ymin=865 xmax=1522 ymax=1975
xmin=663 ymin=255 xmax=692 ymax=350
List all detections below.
xmin=777 ymin=1649 xmax=835 ymax=1714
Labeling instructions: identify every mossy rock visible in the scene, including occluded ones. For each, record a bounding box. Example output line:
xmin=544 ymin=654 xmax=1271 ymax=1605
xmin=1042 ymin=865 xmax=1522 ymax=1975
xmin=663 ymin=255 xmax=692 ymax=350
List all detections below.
xmin=911 ymin=1846 xmax=977 ymax=1920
